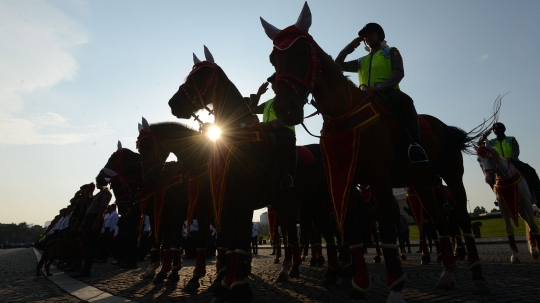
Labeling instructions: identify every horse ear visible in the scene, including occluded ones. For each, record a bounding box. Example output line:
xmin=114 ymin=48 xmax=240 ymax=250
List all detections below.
xmin=102 ymin=168 xmax=117 ymax=177
xmin=294 ymin=2 xmax=312 ymax=32
xmin=117 ymin=140 xmax=122 ymax=151
xmin=193 ymin=53 xmax=201 ymax=65
xmin=485 ymin=139 xmax=492 ymax=148
xmin=260 ymin=17 xmax=281 ymax=40
xmin=142 ymin=117 xmax=150 ymax=132
xmin=138 ymin=123 xmax=143 ymax=132
xmin=204 ymin=45 xmax=215 ymax=64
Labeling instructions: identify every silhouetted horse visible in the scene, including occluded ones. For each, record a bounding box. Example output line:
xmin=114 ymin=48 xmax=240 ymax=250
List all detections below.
xmin=167 ymin=50 xmax=344 ymax=301
xmin=260 ymin=3 xmax=490 ymax=301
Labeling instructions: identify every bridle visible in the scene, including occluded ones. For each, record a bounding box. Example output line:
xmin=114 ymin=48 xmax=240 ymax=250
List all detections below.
xmin=271 ymin=26 xmax=321 ymax=107
xmin=477 ymin=145 xmax=512 ymax=181
xmin=179 ymin=62 xmax=217 ymax=125
xmin=136 ymin=127 xmax=174 ymax=172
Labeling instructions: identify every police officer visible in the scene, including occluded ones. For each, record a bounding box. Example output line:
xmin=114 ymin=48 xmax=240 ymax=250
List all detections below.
xmin=335 ymin=23 xmax=428 ymax=164
xmin=480 ymin=122 xmax=540 ymax=198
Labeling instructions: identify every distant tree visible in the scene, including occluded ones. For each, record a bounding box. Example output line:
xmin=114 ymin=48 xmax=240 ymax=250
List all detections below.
xmin=490 ymin=208 xmax=499 ymax=213
xmin=0 ymin=222 xmax=45 ymax=244
xmin=472 ymin=206 xmax=487 ymax=216
xmin=257 ymin=223 xmax=269 ymax=237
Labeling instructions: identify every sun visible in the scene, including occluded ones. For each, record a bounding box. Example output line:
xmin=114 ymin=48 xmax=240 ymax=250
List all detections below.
xmin=207 ymin=125 xmax=221 ymax=141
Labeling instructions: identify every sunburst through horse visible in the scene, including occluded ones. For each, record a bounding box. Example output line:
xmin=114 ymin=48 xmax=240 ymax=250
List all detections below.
xmin=260 ymin=2 xmax=490 ymax=301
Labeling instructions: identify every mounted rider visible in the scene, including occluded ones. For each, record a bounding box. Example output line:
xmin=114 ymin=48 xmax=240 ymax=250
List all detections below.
xmin=335 ymin=23 xmax=428 ymax=164
xmin=479 ymin=122 xmax=540 ymax=198
xmin=247 ymin=73 xmax=297 ymax=190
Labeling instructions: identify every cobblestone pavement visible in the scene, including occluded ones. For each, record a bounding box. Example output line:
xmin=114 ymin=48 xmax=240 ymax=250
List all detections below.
xmin=71 ymin=243 xmax=539 ymax=303
xmin=8 ymin=243 xmax=540 ymax=303
xmin=0 ymin=248 xmax=81 ymax=303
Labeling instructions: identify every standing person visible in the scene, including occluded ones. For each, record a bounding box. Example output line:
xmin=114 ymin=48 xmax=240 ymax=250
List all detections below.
xmin=71 ymin=184 xmax=112 ymax=278
xmin=96 ymin=204 xmax=118 ymax=263
xmin=479 ymin=122 xmax=540 ymax=198
xmin=335 ymin=23 xmax=428 ymax=164
xmin=251 ymin=222 xmax=259 ymax=255
xmin=248 ymin=74 xmax=297 ymax=189
xmin=399 ymin=215 xmax=411 ymax=253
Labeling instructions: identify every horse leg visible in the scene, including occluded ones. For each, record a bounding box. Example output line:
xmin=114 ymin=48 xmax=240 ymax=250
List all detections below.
xmin=228 ymin=206 xmax=253 ymax=303
xmin=289 ymin=218 xmax=302 ymax=279
xmin=498 ymin=199 xmax=520 ymax=263
xmin=313 ymin=210 xmax=339 ymax=285
xmin=153 ymin=229 xmax=172 ymax=285
xmin=372 ymin=226 xmax=382 ymax=264
xmin=165 ymin=231 xmax=183 ymax=286
xmin=184 ymin=219 xmax=210 ymax=292
xmin=141 ymin=242 xmax=161 ymax=279
xmin=414 ymin=186 xmax=456 ymax=290
xmin=208 ymin=234 xmax=227 ymax=294
xmin=442 ymin=170 xmax=490 ymax=295
xmin=517 ymin=194 xmax=540 ymax=259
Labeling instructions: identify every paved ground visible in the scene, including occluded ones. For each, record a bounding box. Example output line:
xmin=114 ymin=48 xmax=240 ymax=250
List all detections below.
xmin=0 ymin=248 xmax=81 ymax=303
xmin=7 ymin=242 xmax=540 ymax=303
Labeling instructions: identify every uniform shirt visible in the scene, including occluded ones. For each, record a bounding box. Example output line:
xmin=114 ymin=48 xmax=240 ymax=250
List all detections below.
xmin=102 ymin=210 xmax=119 ymax=232
xmin=143 ymin=215 xmax=151 ymax=232
xmin=190 ymin=219 xmax=199 ymax=232
xmin=59 ymin=212 xmax=72 ymax=230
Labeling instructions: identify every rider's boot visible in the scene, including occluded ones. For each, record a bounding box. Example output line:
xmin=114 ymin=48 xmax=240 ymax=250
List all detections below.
xmin=403 ymin=106 xmax=429 ymax=164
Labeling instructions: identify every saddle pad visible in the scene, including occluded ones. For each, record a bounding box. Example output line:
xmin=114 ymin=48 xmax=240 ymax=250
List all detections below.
xmin=297 ymin=146 xmax=315 ymax=166
xmin=419 ymin=115 xmax=431 ymax=135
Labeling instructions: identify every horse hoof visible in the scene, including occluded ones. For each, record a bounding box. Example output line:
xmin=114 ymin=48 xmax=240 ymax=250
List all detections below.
xmin=400 ymin=254 xmax=407 ymax=261
xmin=472 ymin=280 xmax=490 ymax=295
xmin=435 ymin=277 xmax=455 ymax=290
xmin=301 ymin=256 xmax=306 ymax=261
xmin=276 ymin=272 xmax=289 ymax=283
xmin=47 ymin=273 xmax=53 ymax=277
xmin=421 ymin=256 xmax=431 ymax=265
xmin=210 ymin=296 xmax=226 ymax=303
xmin=152 ymin=271 xmax=167 ymax=285
xmin=183 ymin=281 xmax=200 ymax=292
xmin=531 ymin=250 xmax=540 ymax=259
xmin=386 ymin=290 xmax=406 ymax=303
xmin=322 ymin=276 xmax=337 ymax=287
xmin=348 ymin=289 xmax=368 ymax=302
xmin=309 ymin=258 xmax=316 ymax=266
xmin=373 ymin=255 xmax=381 ymax=263
xmin=341 ymin=278 xmax=352 ymax=288
xmin=510 ymin=255 xmax=521 ymax=264
xmin=437 ymin=255 xmax=443 ymax=265
xmin=289 ymin=269 xmax=300 ymax=279
xmin=273 ymin=258 xmax=280 ymax=264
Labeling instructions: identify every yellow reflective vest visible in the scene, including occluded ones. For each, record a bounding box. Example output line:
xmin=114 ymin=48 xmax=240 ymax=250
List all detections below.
xmin=263 ymin=99 xmax=295 ymax=133
xmin=489 ymin=136 xmax=518 ymax=160
xmin=358 ymin=47 xmax=400 ymax=90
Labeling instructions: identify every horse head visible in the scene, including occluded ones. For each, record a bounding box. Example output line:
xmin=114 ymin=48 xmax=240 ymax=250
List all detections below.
xmin=169 ymin=46 xmax=218 ymax=121
xmin=475 ymin=141 xmax=499 ymax=185
xmin=96 ymin=141 xmax=141 ymax=187
xmin=260 ymin=2 xmax=315 ymax=126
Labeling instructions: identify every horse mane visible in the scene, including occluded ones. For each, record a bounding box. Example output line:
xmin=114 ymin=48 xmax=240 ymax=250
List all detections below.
xmin=461 ymin=95 xmax=505 ymax=153
xmin=151 ymin=121 xmax=197 ymax=131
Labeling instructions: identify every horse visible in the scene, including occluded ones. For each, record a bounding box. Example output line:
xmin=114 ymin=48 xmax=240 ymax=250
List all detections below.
xmin=476 ymin=141 xmax=540 ymax=262
xmin=260 ymin=3 xmax=490 ymax=301
xmin=135 ymin=118 xmax=215 ymax=291
xmin=167 ymin=49 xmax=344 ymax=300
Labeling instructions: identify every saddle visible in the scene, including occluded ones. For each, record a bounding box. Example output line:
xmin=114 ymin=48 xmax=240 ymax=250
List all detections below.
xmin=296 ymin=146 xmax=315 ymax=166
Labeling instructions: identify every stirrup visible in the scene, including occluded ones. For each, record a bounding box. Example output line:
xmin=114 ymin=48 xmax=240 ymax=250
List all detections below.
xmin=280 ymin=174 xmax=294 ymax=190
xmin=408 ymin=143 xmax=429 ymax=164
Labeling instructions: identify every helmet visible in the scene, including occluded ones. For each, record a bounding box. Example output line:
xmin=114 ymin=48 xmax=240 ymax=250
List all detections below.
xmin=358 ymin=23 xmax=385 ymax=41
xmin=493 ymin=122 xmax=506 ymax=132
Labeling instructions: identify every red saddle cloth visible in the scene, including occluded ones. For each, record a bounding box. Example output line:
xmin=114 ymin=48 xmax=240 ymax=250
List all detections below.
xmin=296 ymin=146 xmax=315 ymax=166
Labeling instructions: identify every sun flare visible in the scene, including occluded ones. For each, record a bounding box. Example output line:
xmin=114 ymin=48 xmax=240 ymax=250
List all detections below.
xmin=207 ymin=125 xmax=222 ymax=141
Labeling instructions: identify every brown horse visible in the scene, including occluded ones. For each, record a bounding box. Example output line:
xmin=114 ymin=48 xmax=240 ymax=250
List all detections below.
xmin=260 ymin=3 xmax=489 ymax=301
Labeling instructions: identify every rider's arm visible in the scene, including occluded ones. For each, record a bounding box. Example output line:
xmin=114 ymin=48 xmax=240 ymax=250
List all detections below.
xmin=511 ymin=137 xmax=520 ymax=160
xmin=248 ymin=94 xmax=265 ymax=114
xmin=335 ymin=41 xmax=362 ymax=73
xmin=378 ymin=48 xmax=404 ymax=92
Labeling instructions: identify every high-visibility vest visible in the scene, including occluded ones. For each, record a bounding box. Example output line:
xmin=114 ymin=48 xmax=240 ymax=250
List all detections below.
xmin=263 ymin=98 xmax=295 ymax=133
xmin=358 ymin=47 xmax=400 ymax=90
xmin=489 ymin=136 xmax=518 ymax=160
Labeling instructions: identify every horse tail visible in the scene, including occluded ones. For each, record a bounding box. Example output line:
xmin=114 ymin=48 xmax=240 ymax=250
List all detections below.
xmin=444 ymin=126 xmax=478 ymax=155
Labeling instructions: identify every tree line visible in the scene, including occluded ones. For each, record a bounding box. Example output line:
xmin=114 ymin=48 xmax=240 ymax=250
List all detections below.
xmin=0 ymin=222 xmax=45 ymax=244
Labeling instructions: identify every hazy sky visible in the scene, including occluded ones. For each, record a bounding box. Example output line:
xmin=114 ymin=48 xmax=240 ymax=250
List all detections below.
xmin=1 ymin=0 xmax=539 ymax=226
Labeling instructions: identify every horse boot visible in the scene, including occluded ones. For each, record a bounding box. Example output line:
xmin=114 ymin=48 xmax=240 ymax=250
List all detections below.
xmin=301 ymin=243 xmax=309 ymax=261
xmin=166 ymin=248 xmax=182 ymax=285
xmin=221 ymin=250 xmax=238 ymax=289
xmin=349 ymin=244 xmax=370 ymax=302
xmin=142 ymin=248 xmax=161 ymax=279
xmin=153 ymin=249 xmax=171 ymax=284
xmin=315 ymin=243 xmax=325 ymax=266
xmin=183 ymin=247 xmax=207 ymax=291
xmin=453 ymin=236 xmax=466 ymax=261
xmin=530 ymin=233 xmax=540 ymax=259
xmin=289 ymin=244 xmax=301 ymax=279
xmin=208 ymin=247 xmax=227 ymax=293
xmin=309 ymin=244 xmax=317 ymax=266
xmin=277 ymin=245 xmax=293 ymax=283
xmin=420 ymin=240 xmax=431 ymax=265
xmin=464 ymin=233 xmax=490 ymax=295
xmin=436 ymin=236 xmax=456 ymax=290
xmin=339 ymin=244 xmax=353 ymax=287
xmin=323 ymin=242 xmax=340 ymax=286
xmin=274 ymin=244 xmax=282 ymax=264
xmin=434 ymin=239 xmax=443 ymax=265
xmin=507 ymin=234 xmax=520 ymax=263
xmin=402 ymin=106 xmax=429 ymax=164
xmin=381 ymin=244 xmax=405 ymax=301
xmin=228 ymin=250 xmax=253 ymax=303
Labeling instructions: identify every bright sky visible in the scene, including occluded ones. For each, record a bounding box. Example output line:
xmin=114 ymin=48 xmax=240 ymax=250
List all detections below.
xmin=1 ymin=0 xmax=539 ymax=226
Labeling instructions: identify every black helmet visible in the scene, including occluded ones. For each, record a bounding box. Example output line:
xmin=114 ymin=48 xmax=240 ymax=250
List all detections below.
xmin=358 ymin=23 xmax=385 ymax=41
xmin=493 ymin=122 xmax=506 ymax=132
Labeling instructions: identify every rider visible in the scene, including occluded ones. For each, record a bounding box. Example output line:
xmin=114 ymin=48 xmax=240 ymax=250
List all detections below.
xmin=479 ymin=122 xmax=540 ymax=198
xmin=335 ymin=23 xmax=428 ymax=164
xmin=248 ymin=73 xmax=296 ymax=189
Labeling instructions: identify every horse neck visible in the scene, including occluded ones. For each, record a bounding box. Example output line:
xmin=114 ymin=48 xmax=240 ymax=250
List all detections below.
xmin=151 ymin=123 xmax=208 ymax=171
xmin=493 ymin=150 xmax=514 ymax=179
xmin=212 ymin=68 xmax=255 ymax=129
xmin=313 ymin=45 xmax=366 ymax=118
